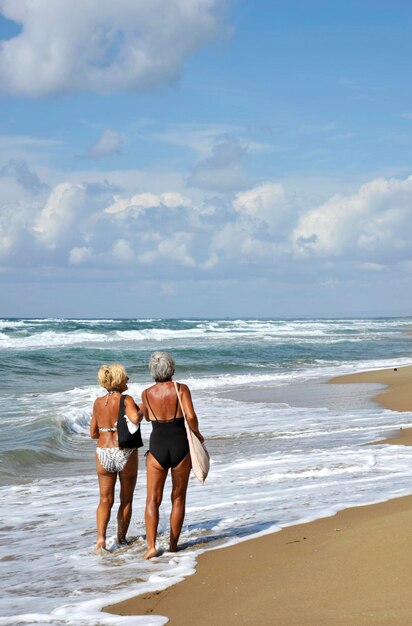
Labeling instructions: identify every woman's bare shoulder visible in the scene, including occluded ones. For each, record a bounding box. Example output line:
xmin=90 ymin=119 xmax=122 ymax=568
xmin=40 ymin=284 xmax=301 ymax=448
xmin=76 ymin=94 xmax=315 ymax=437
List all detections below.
xmin=124 ymin=393 xmax=136 ymax=405
xmin=143 ymin=383 xmax=156 ymax=395
xmin=144 ymin=383 xmax=157 ymax=390
xmin=178 ymin=382 xmax=191 ymax=393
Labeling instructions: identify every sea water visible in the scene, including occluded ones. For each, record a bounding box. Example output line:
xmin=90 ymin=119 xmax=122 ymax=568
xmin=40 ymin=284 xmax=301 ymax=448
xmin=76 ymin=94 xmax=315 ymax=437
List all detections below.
xmin=1 ymin=318 xmax=412 ymax=625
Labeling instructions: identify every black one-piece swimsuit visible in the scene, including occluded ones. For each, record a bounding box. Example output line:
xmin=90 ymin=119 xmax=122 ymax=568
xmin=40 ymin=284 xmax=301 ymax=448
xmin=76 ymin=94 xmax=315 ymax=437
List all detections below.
xmin=146 ymin=385 xmax=190 ymax=470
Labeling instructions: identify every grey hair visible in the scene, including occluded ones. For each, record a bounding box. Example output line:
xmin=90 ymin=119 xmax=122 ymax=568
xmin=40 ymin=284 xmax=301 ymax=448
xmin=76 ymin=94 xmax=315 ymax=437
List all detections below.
xmin=149 ymin=351 xmax=175 ymax=382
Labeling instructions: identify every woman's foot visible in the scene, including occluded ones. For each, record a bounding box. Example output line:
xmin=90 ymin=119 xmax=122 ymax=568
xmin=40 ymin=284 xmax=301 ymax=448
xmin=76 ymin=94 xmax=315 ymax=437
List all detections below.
xmin=94 ymin=538 xmax=106 ymax=554
xmin=144 ymin=547 xmax=159 ymax=559
xmin=117 ymin=535 xmax=129 ymax=545
xmin=169 ymin=543 xmax=178 ymax=553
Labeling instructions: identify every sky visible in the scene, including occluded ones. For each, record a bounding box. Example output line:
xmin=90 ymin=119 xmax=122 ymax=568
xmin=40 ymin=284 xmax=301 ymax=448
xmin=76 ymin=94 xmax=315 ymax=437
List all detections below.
xmin=1 ymin=0 xmax=412 ymax=318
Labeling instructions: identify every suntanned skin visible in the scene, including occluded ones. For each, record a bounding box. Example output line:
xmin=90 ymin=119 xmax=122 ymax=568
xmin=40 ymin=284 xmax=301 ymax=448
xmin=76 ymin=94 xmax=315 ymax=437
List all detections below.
xmin=141 ymin=380 xmax=204 ymax=559
xmin=90 ymin=376 xmax=143 ymax=553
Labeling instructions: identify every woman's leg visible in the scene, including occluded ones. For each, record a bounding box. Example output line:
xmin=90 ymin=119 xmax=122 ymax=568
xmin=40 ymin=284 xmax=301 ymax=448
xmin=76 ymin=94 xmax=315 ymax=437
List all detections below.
xmin=144 ymin=453 xmax=168 ymax=559
xmin=96 ymin=457 xmax=117 ymax=552
xmin=169 ymin=453 xmax=191 ymax=552
xmin=117 ymin=450 xmax=138 ymax=544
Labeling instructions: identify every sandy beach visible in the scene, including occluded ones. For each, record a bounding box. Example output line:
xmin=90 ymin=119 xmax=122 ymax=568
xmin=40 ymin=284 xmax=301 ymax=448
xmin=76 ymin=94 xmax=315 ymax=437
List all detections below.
xmin=105 ymin=365 xmax=412 ymax=625
xmin=331 ymin=364 xmax=412 ymax=415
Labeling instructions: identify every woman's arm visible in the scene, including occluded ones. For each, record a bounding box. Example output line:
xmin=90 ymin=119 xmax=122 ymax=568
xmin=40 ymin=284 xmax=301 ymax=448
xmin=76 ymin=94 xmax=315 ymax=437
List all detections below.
xmin=90 ymin=401 xmax=99 ymax=439
xmin=180 ymin=384 xmax=204 ymax=443
xmin=141 ymin=390 xmax=151 ymax=421
xmin=124 ymin=395 xmax=144 ymax=424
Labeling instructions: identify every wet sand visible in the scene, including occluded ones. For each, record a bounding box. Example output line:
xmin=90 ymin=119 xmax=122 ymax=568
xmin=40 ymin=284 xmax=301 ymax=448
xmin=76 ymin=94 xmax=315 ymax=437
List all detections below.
xmin=105 ymin=364 xmax=412 ymax=625
xmin=330 ymin=363 xmax=412 ymax=414
xmin=331 ymin=364 xmax=412 ymax=444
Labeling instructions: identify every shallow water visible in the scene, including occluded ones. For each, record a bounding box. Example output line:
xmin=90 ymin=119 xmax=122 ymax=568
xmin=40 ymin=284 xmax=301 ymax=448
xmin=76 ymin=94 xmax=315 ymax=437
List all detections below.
xmin=1 ymin=318 xmax=412 ymax=624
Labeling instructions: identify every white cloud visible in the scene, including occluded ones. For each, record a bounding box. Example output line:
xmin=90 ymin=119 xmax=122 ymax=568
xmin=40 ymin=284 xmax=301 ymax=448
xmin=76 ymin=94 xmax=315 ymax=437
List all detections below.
xmin=292 ymin=176 xmax=412 ymax=261
xmin=0 ymin=0 xmax=224 ymax=97
xmin=160 ymin=192 xmax=193 ymax=209
xmin=112 ymin=239 xmax=135 ymax=263
xmin=69 ymin=246 xmax=93 ymax=265
xmin=356 ymin=262 xmax=385 ymax=272
xmin=211 ymin=221 xmax=282 ymax=264
xmin=0 ymin=173 xmax=215 ymax=271
xmin=33 ymin=183 xmax=87 ymax=249
xmin=158 ymin=232 xmax=196 ymax=267
xmin=233 ymin=181 xmax=296 ymax=240
xmin=86 ymin=130 xmax=123 ymax=159
xmin=137 ymin=232 xmax=197 ymax=267
xmin=234 ymin=182 xmax=285 ymax=218
xmin=0 ymin=178 xmax=42 ymax=258
xmin=104 ymin=191 xmax=193 ymax=214
xmin=200 ymin=252 xmax=219 ymax=269
xmin=188 ymin=137 xmax=250 ymax=191
xmin=0 ymin=233 xmax=12 ymax=256
xmin=137 ymin=250 xmax=158 ymax=265
xmin=104 ymin=195 xmax=136 ymax=215
xmin=30 ymin=180 xmax=114 ymax=257
xmin=5 ymin=164 xmax=412 ymax=289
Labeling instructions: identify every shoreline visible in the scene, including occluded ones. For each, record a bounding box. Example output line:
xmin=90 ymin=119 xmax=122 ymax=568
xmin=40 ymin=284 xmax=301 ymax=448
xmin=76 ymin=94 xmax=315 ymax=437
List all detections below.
xmin=330 ymin=363 xmax=412 ymax=413
xmin=105 ymin=365 xmax=412 ymax=625
xmin=330 ymin=363 xmax=412 ymax=444
xmin=105 ymin=494 xmax=412 ymax=625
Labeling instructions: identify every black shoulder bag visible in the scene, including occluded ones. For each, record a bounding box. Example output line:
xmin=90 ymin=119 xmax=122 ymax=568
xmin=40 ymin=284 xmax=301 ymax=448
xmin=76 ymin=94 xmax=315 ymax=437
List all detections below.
xmin=117 ymin=395 xmax=144 ymax=449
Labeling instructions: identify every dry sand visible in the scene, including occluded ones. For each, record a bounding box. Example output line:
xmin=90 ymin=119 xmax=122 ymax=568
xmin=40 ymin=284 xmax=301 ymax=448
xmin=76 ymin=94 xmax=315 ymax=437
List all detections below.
xmin=105 ymin=365 xmax=412 ymax=625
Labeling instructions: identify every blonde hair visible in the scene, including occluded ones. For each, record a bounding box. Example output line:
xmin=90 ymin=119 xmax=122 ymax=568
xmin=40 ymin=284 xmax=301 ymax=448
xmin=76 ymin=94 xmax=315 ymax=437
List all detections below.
xmin=97 ymin=363 xmax=128 ymax=391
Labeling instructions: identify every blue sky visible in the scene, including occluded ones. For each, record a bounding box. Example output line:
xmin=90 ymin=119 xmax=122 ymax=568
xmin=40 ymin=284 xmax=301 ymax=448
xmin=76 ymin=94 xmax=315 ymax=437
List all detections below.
xmin=2 ymin=0 xmax=412 ymax=317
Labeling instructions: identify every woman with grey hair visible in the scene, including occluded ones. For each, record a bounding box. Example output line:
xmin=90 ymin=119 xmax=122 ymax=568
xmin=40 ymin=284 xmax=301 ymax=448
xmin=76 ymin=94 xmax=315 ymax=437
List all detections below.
xmin=141 ymin=351 xmax=204 ymax=559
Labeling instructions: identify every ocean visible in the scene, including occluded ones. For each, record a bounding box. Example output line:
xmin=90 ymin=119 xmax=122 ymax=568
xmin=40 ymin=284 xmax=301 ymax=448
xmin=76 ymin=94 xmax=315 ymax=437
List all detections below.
xmin=1 ymin=318 xmax=412 ymax=625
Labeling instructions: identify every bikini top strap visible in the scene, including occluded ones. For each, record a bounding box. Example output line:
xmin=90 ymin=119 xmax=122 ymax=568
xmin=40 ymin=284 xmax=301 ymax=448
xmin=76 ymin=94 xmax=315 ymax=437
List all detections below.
xmin=143 ymin=389 xmax=158 ymax=421
xmin=97 ymin=393 xmax=123 ymax=431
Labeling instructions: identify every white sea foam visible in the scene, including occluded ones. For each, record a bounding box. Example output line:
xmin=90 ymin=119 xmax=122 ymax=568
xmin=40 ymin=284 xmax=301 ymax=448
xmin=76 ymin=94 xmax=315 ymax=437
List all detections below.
xmin=25 ymin=352 xmax=412 ymax=440
xmin=0 ymin=320 xmax=28 ymax=330
xmin=1 ymin=316 xmax=411 ymax=350
xmin=2 ymin=399 xmax=412 ymax=625
xmin=2 ymin=317 xmax=412 ymax=624
xmin=0 ymin=330 xmax=112 ymax=349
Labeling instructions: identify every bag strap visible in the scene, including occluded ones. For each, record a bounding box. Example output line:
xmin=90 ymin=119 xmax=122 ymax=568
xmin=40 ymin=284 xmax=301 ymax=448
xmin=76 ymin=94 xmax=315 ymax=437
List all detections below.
xmin=173 ymin=383 xmax=180 ymax=419
xmin=117 ymin=394 xmax=126 ymax=420
xmin=173 ymin=381 xmax=186 ymax=420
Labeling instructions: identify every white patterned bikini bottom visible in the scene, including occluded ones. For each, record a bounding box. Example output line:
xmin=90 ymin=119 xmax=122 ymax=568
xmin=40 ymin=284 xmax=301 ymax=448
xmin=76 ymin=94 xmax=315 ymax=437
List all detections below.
xmin=96 ymin=447 xmax=135 ymax=473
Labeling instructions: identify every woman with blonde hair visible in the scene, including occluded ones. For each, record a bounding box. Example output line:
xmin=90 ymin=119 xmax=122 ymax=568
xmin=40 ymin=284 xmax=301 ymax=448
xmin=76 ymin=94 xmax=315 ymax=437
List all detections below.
xmin=141 ymin=352 xmax=204 ymax=559
xmin=90 ymin=363 xmax=143 ymax=552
